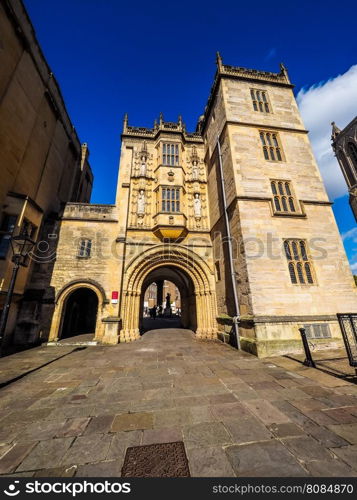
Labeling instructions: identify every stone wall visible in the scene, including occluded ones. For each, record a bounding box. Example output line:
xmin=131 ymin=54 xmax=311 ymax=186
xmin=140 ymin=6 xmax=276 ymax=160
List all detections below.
xmin=0 ymin=0 xmax=93 ymax=345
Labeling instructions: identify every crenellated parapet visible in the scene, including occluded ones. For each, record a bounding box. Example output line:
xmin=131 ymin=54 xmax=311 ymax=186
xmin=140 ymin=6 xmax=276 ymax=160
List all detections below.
xmin=122 ymin=113 xmax=203 ymax=143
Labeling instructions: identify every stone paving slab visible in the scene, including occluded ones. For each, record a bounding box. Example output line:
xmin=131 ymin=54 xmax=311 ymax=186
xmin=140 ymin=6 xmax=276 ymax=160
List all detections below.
xmin=0 ymin=328 xmax=356 ymax=476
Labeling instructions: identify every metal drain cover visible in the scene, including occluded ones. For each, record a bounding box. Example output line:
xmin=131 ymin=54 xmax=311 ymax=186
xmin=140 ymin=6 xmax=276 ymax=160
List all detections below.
xmin=121 ymin=441 xmax=190 ymax=477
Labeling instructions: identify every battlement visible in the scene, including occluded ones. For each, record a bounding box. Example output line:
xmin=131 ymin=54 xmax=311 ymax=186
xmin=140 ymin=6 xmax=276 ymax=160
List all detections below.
xmin=122 ymin=113 xmax=203 ymax=142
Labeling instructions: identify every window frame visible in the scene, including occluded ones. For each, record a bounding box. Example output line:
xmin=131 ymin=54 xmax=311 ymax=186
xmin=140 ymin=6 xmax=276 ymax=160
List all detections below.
xmin=259 ymin=130 xmax=284 ymax=162
xmin=283 ymin=239 xmax=316 ymax=285
xmin=77 ymin=238 xmax=92 ymax=259
xmin=270 ymin=179 xmax=298 ymax=215
xmin=162 ymin=142 xmax=180 ymax=167
xmin=250 ymin=88 xmax=271 ymax=114
xmin=160 ymin=186 xmax=181 ymax=213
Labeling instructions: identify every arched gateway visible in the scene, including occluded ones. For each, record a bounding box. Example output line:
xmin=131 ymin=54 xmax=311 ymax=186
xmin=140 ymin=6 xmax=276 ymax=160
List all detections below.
xmin=119 ymin=245 xmax=218 ymax=342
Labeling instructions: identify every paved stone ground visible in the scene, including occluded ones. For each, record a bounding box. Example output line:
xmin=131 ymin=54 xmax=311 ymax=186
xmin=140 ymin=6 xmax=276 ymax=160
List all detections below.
xmin=0 ymin=329 xmax=357 ymax=477
xmin=272 ymin=348 xmax=356 ymax=380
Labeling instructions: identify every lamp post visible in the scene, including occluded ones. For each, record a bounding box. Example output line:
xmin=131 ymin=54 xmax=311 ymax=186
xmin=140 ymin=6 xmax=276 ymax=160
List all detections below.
xmin=0 ymin=230 xmax=35 ymax=352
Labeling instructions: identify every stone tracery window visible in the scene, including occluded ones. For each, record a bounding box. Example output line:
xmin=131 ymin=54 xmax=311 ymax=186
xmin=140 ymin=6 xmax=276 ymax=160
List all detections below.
xmin=271 ymin=180 xmax=296 ymax=214
xmin=162 ymin=143 xmax=179 ymax=166
xmin=347 ymin=142 xmax=357 ymax=177
xmin=251 ymin=89 xmax=270 ymax=113
xmin=161 ymin=187 xmax=180 ymax=213
xmin=284 ymin=239 xmax=314 ymax=285
xmin=338 ymin=150 xmax=356 ymax=187
xmin=260 ymin=131 xmax=283 ymax=161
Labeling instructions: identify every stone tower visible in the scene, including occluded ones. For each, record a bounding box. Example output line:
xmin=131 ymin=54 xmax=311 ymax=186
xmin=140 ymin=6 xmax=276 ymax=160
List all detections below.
xmin=201 ymin=54 xmax=357 ymax=355
xmin=331 ymin=118 xmax=357 ymax=222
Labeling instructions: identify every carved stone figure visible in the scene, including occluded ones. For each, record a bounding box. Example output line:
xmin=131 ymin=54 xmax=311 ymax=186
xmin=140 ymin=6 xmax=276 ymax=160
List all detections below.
xmin=194 ymin=193 xmax=201 ymax=217
xmin=140 ymin=156 xmax=147 ymax=176
xmin=192 ymin=160 xmax=199 ymax=180
xmin=137 ymin=189 xmax=145 ymax=214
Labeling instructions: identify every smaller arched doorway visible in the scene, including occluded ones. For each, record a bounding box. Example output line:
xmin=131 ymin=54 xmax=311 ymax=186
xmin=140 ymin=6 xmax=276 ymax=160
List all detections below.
xmin=60 ymin=288 xmax=98 ymax=339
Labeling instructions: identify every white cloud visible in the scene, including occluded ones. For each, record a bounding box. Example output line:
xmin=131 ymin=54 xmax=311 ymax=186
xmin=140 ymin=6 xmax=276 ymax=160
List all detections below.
xmin=297 ymin=65 xmax=357 ymax=200
xmin=342 ymin=227 xmax=357 ymax=242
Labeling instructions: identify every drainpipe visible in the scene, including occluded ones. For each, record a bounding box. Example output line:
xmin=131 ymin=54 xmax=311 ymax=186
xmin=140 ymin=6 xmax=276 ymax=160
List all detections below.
xmin=217 ymin=137 xmax=241 ymax=349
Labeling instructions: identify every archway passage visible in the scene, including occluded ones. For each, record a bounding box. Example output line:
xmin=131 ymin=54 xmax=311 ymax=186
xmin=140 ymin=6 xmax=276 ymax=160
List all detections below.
xmin=141 ymin=272 xmax=188 ymax=332
xmin=60 ymin=288 xmax=98 ymax=339
xmin=120 ymin=244 xmax=217 ymax=342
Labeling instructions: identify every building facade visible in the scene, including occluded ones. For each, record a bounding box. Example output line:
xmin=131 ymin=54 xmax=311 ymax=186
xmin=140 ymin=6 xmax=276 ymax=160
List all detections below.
xmin=46 ymin=54 xmax=357 ymax=356
xmin=331 ymin=118 xmax=357 ymax=222
xmin=0 ymin=0 xmax=93 ymax=346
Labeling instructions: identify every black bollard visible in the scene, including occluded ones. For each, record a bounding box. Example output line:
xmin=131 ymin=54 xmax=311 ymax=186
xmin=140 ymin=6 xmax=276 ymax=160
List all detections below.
xmin=299 ymin=327 xmax=316 ymax=368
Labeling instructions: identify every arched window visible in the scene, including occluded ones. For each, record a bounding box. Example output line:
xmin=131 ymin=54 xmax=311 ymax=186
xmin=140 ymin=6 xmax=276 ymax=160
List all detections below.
xmin=270 ymin=180 xmax=297 ymax=214
xmin=288 ymin=197 xmax=295 ymax=212
xmin=339 ymin=150 xmax=356 ymax=187
xmin=284 ymin=240 xmax=292 ymax=260
xmin=274 ymin=197 xmax=281 ymax=211
xmin=251 ymin=89 xmax=270 ymax=113
xmin=282 ymin=197 xmax=288 ymax=211
xmin=348 ymin=142 xmax=357 ymax=168
xmin=300 ymin=241 xmax=308 ymax=261
xmin=288 ymin=263 xmax=297 ymax=284
xmin=292 ymin=241 xmax=299 ymax=260
xmin=284 ymin=239 xmax=315 ymax=285
xmin=297 ymin=263 xmax=305 ymax=283
xmin=305 ymin=263 xmax=314 ymax=284
xmin=260 ymin=131 xmax=283 ymax=161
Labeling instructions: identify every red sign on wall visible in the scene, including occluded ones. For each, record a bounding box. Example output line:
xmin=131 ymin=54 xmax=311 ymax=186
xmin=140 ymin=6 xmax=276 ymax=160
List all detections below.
xmin=111 ymin=291 xmax=119 ymax=304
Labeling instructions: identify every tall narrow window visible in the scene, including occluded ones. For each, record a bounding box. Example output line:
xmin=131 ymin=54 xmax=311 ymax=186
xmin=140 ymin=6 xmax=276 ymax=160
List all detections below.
xmin=215 ymin=261 xmax=221 ymax=281
xmin=0 ymin=214 xmax=17 ymax=258
xmin=347 ymin=143 xmax=357 ymax=178
xmin=161 ymin=187 xmax=180 ymax=213
xmin=162 ymin=143 xmax=179 ymax=166
xmin=77 ymin=239 xmax=92 ymax=258
xmin=270 ymin=180 xmax=296 ymax=214
xmin=338 ymin=150 xmax=356 ymax=187
xmin=284 ymin=239 xmax=315 ymax=284
xmin=251 ymin=89 xmax=270 ymax=113
xmin=260 ymin=131 xmax=283 ymax=161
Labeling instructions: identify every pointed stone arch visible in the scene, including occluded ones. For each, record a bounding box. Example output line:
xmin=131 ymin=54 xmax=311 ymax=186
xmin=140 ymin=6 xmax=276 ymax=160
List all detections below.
xmin=120 ymin=244 xmax=218 ymax=342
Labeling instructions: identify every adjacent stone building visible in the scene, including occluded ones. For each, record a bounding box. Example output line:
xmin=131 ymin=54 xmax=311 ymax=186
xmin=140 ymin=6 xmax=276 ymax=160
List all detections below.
xmin=47 ymin=54 xmax=357 ymax=356
xmin=331 ymin=118 xmax=357 ymax=222
xmin=0 ymin=0 xmax=93 ymax=345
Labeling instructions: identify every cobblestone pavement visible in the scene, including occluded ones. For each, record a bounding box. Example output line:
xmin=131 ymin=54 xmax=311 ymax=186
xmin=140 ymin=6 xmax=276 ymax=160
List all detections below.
xmin=1 ymin=329 xmax=357 ymax=477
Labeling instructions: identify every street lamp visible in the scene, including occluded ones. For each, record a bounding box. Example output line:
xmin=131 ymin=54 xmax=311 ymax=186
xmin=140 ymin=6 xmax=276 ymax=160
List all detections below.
xmin=0 ymin=229 xmax=36 ymax=351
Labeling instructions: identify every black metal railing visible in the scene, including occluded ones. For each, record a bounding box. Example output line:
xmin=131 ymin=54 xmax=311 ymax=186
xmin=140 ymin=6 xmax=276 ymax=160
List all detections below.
xmin=337 ymin=314 xmax=357 ymax=371
xmin=299 ymin=327 xmax=316 ymax=368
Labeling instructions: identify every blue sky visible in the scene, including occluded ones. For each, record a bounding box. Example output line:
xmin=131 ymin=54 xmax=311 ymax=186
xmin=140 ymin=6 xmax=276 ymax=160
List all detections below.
xmin=24 ymin=0 xmax=357 ymax=271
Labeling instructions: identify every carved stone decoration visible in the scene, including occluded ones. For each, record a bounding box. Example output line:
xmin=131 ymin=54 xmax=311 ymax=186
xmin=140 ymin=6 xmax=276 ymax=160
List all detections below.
xmin=192 ymin=160 xmax=199 ymax=180
xmin=168 ymin=170 xmax=175 ymax=182
xmin=140 ymin=155 xmax=147 ymax=177
xmin=194 ymin=192 xmax=202 ymax=218
xmin=137 ymin=189 xmax=145 ymax=214
xmin=191 ymin=146 xmax=200 ymax=180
